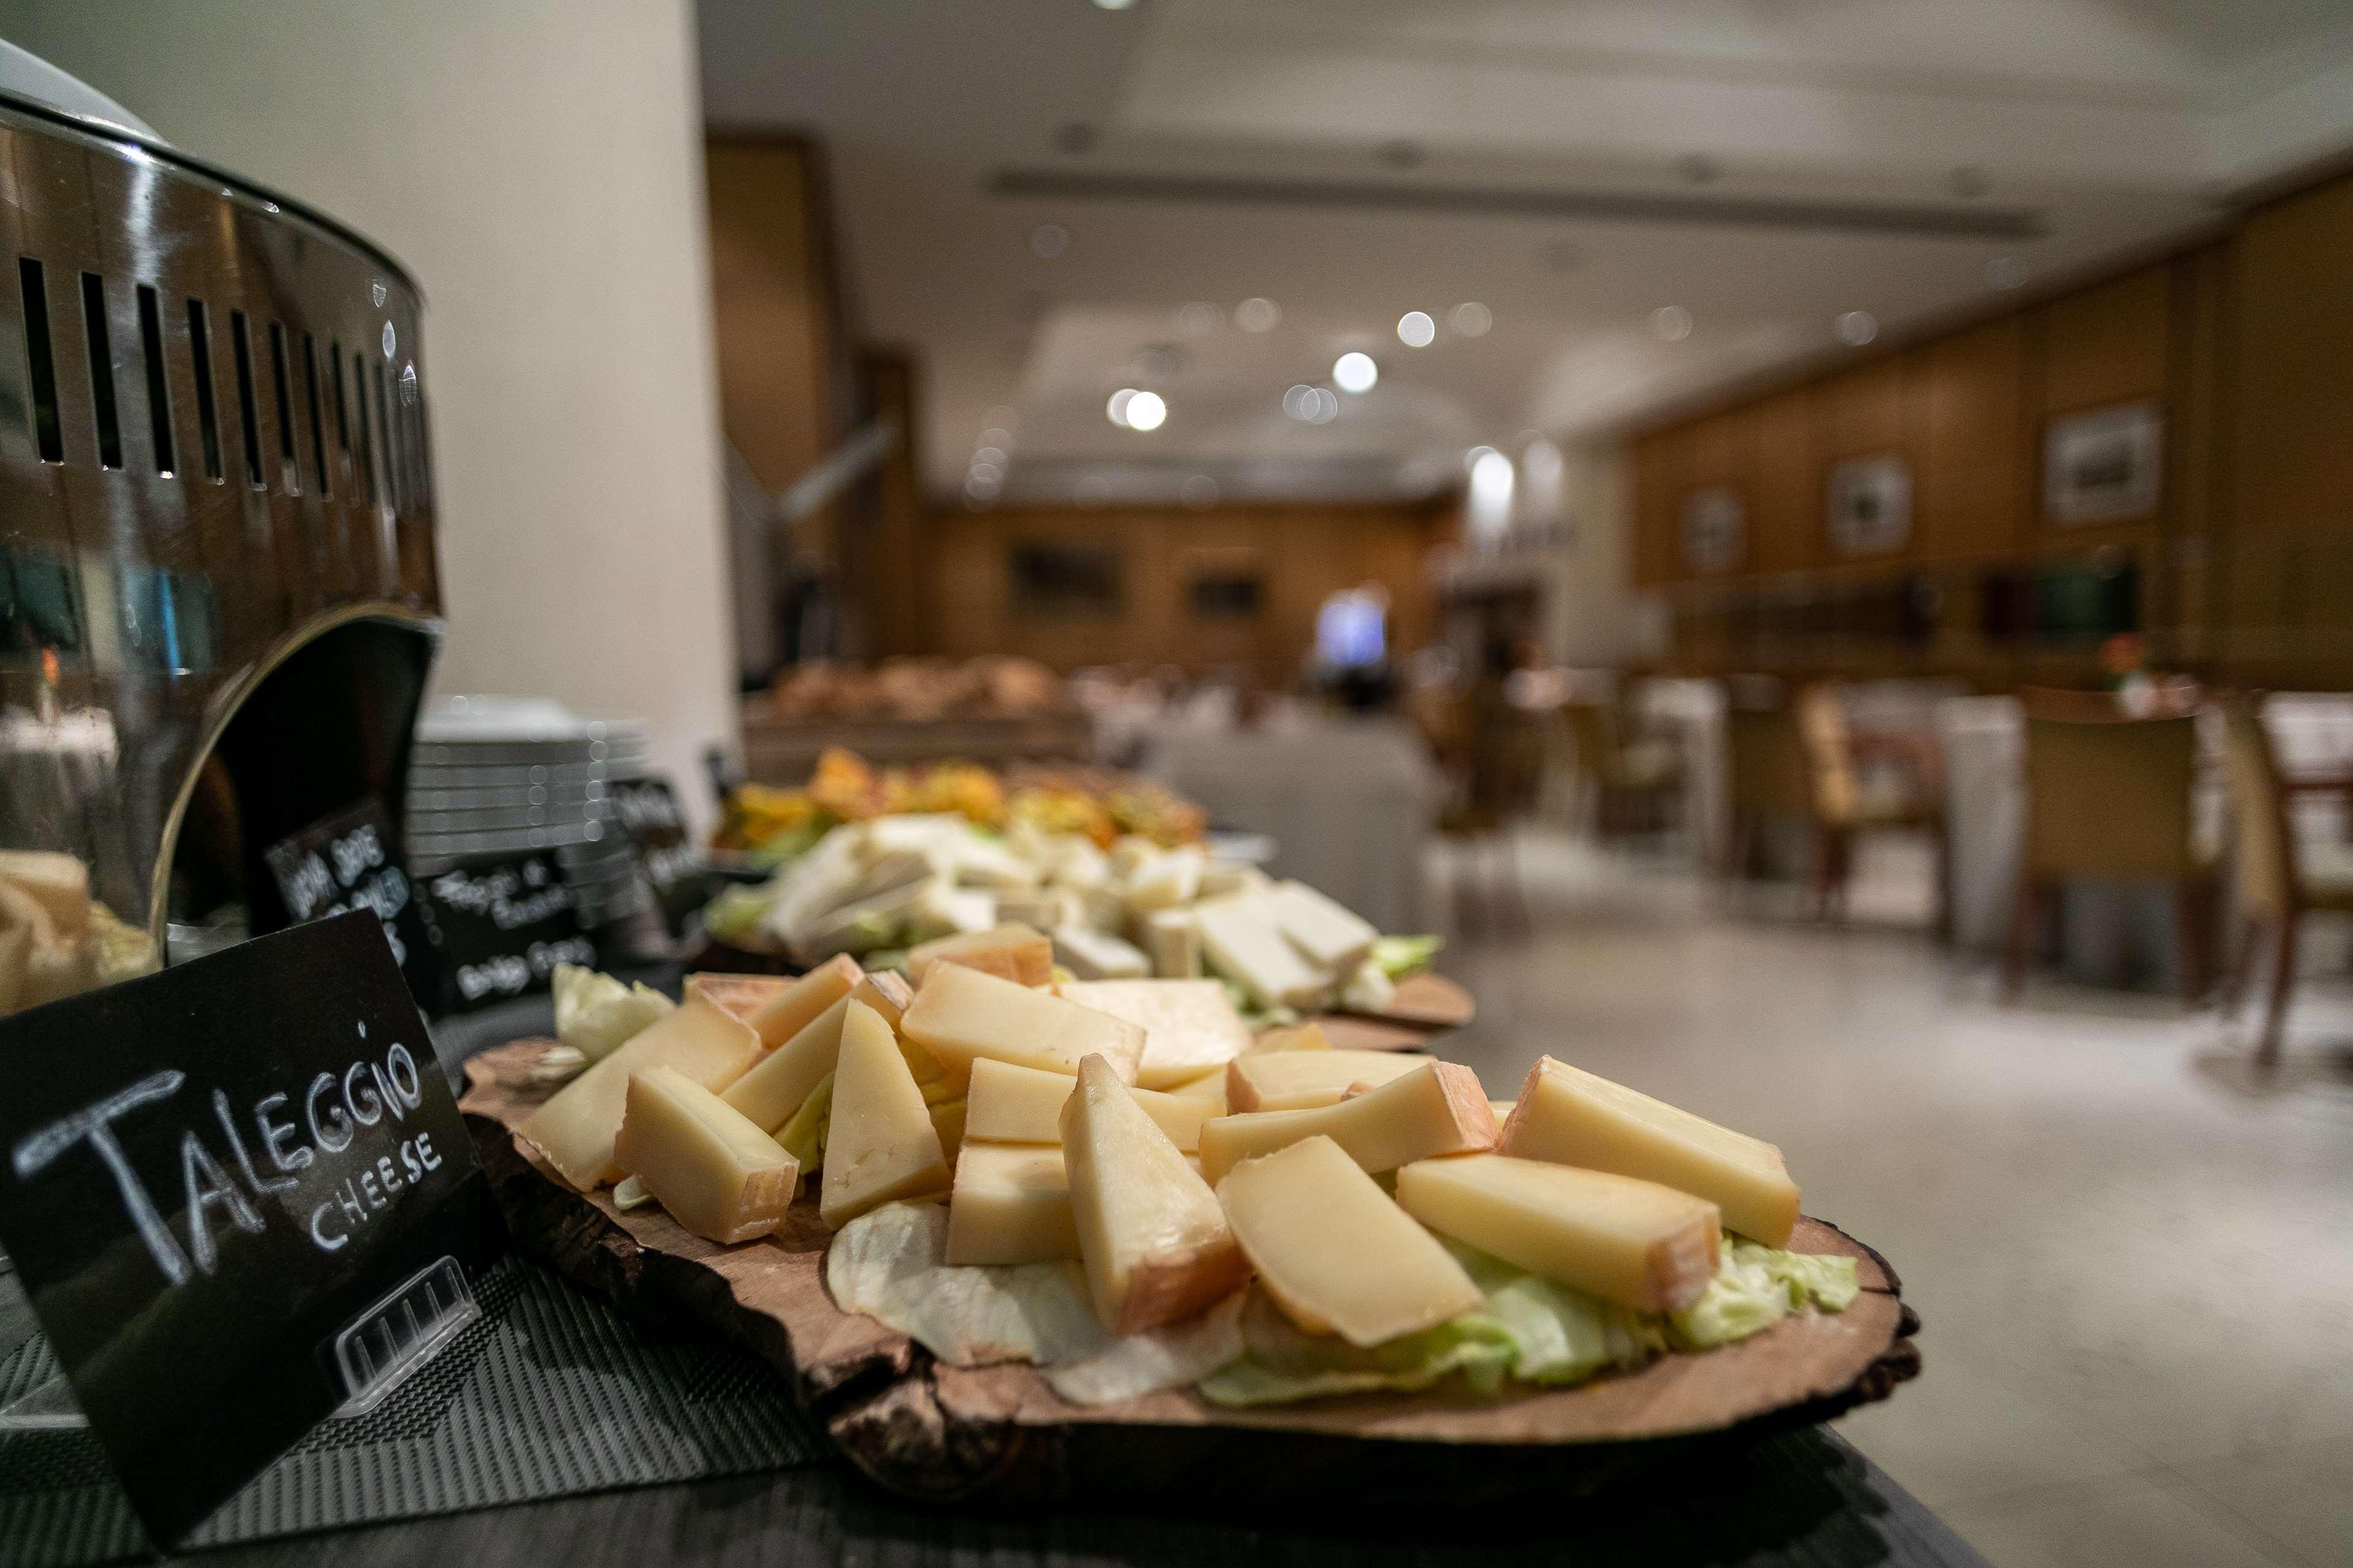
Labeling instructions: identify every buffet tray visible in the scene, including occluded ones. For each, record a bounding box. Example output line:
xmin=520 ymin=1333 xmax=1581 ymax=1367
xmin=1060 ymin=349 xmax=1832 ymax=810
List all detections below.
xmin=461 ymin=1040 xmax=1920 ymax=1508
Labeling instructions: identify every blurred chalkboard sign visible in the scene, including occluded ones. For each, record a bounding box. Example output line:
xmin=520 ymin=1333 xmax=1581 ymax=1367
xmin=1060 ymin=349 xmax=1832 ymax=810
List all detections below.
xmin=0 ymin=913 xmax=492 ymax=1545
xmin=610 ymin=776 xmax=706 ymax=937
xmin=414 ymin=852 xmax=594 ymax=1013
xmin=264 ymin=799 xmax=443 ymax=1009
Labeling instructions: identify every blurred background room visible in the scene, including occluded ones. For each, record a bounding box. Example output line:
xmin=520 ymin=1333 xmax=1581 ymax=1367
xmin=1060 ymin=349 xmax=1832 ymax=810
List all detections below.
xmin=2 ymin=3 xmax=2351 ymax=1565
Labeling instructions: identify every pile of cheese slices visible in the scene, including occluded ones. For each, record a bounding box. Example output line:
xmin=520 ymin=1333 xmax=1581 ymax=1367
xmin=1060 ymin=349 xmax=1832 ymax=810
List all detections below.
xmin=517 ymin=928 xmax=1849 ymax=1407
xmin=0 ymin=850 xmax=156 ymax=1017
xmin=711 ymin=814 xmax=1416 ymax=1017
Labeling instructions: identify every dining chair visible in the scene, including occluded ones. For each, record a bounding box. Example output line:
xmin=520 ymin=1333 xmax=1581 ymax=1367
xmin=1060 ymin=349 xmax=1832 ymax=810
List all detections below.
xmin=1793 ymin=687 xmax=1949 ymax=928
xmin=2001 ymin=692 xmax=2214 ymax=1003
xmin=1558 ymin=699 xmax=1681 ymax=839
xmin=2216 ymin=693 xmax=2353 ymax=1068
xmin=1720 ymin=697 xmax=1811 ymax=882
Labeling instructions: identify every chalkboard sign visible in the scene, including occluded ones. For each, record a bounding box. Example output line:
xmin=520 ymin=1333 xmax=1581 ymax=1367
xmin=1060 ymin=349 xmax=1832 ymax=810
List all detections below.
xmin=415 ymin=852 xmax=595 ymax=1013
xmin=610 ymin=776 xmax=707 ymax=936
xmin=263 ymin=798 xmax=444 ymax=1009
xmin=0 ymin=912 xmax=493 ymax=1545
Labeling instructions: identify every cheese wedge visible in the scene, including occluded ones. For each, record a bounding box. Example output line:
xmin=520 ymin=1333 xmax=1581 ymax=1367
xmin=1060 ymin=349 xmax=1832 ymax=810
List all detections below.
xmin=1123 ymin=845 xmax=1203 ymax=911
xmin=1051 ymin=925 xmax=1150 ymax=980
xmin=945 ymin=1142 xmax=1077 ymax=1265
xmin=1252 ymin=1021 xmax=1332 ymax=1053
xmin=819 ymin=1001 xmax=952 ymax=1229
xmin=613 ymin=1066 xmax=799 ymax=1244
xmin=1197 ymin=1060 xmax=1496 ymax=1184
xmin=930 ymin=1097 xmax=968 ymax=1160
xmin=1062 ymin=1053 xmax=1248 ymax=1333
xmin=721 ymin=994 xmax=851 ymax=1134
xmin=743 ymin=954 xmax=862 ymax=1051
xmin=1196 ymin=896 xmax=1332 ymax=1010
xmin=1267 ymin=880 xmax=1378 ymax=974
xmin=1057 ymin=979 xmax=1250 ymax=1090
xmin=1500 ymin=1056 xmax=1801 ymax=1246
xmin=1489 ymin=1100 xmax=1515 ymax=1121
xmin=519 ymin=993 xmax=762 ymax=1190
xmin=1216 ymin=1135 xmax=1483 ymax=1347
xmin=0 ymin=850 xmax=89 ymax=938
xmin=900 ymin=962 xmax=1146 ymax=1085
xmin=1396 ymin=1154 xmax=1722 ymax=1313
xmin=907 ymin=924 xmax=1054 ymax=988
xmin=995 ymin=888 xmax=1083 ymax=933
xmin=964 ymin=1057 xmax=1216 ymax=1151
xmin=1226 ymin=1048 xmax=1425 ymax=1113
xmin=1107 ymin=835 xmax=1160 ymax=880
xmin=1142 ymin=908 xmax=1201 ymax=979
xmin=851 ymin=970 xmax=914 ymax=1030
xmin=1162 ymin=1066 xmax=1228 ymax=1112
xmin=1200 ymin=860 xmax=1271 ymax=898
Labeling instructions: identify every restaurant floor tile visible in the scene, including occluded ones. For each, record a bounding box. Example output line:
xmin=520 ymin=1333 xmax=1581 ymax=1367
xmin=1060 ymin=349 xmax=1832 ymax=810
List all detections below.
xmin=1430 ymin=829 xmax=2353 ymax=1568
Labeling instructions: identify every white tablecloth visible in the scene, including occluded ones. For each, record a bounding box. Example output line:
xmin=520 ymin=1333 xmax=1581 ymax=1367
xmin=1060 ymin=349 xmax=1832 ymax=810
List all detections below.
xmin=1145 ymin=716 xmax=1439 ymax=933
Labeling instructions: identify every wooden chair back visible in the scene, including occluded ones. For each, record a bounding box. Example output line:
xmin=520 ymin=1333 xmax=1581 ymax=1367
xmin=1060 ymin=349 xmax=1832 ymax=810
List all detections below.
xmin=1793 ymin=686 xmax=1856 ymax=823
xmin=2216 ymin=692 xmax=2297 ymax=919
xmin=1558 ymin=700 xmax=1619 ymax=787
xmin=1725 ymin=702 xmax=1812 ymax=818
xmin=2019 ymin=691 xmax=2200 ymax=881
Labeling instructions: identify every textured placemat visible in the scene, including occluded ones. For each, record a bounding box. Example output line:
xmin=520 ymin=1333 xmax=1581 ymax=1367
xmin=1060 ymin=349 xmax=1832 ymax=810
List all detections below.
xmin=0 ymin=1256 xmax=831 ymax=1567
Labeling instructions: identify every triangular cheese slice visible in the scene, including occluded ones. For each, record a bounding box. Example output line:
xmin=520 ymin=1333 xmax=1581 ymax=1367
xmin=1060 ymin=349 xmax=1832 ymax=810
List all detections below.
xmin=819 ymin=999 xmax=951 ymax=1229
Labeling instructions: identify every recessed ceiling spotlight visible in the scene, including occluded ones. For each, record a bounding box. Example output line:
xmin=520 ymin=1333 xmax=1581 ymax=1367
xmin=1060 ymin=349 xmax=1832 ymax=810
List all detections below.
xmin=965 ymin=473 xmax=999 ymax=500
xmin=1236 ymin=297 xmax=1280 ymax=333
xmin=1464 ymin=444 xmax=1498 ymax=474
xmin=1986 ymin=254 xmax=2028 ymax=290
xmin=1123 ymin=390 xmax=1168 ymax=431
xmin=974 ymin=445 xmax=1006 ymax=466
xmin=1650 ymin=305 xmax=1693 ymax=342
xmin=1950 ymin=166 xmax=1991 ymax=199
xmin=1089 ymin=0 xmax=1139 ymax=10
xmin=1180 ymin=474 xmax=1220 ymax=508
xmin=1333 ymin=352 xmax=1378 ymax=393
xmin=1836 ymin=310 xmax=1879 ymax=345
xmin=1397 ymin=311 xmax=1436 ymax=347
xmin=1283 ymin=384 xmax=1317 ymax=421
xmin=969 ymin=461 xmax=1003 ymax=485
xmin=1177 ymin=301 xmax=1223 ymax=337
xmin=1030 ymin=223 xmax=1069 ymax=259
xmin=1106 ymin=388 xmax=1138 ymax=426
xmin=1676 ymin=153 xmax=1722 ymax=185
xmin=1451 ymin=302 xmax=1492 ymax=337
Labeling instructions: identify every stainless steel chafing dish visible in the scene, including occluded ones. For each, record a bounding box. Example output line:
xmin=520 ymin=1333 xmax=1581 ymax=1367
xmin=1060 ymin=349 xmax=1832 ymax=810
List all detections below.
xmin=0 ymin=48 xmax=442 ymax=1012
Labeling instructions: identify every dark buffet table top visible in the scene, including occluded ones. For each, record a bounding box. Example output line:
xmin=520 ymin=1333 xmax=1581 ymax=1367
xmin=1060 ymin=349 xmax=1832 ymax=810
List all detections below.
xmin=0 ymin=987 xmax=1988 ymax=1568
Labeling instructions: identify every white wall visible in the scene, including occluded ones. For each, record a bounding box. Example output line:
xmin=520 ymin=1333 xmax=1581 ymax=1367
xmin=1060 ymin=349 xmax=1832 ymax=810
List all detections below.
xmin=1 ymin=0 xmax=736 ymax=825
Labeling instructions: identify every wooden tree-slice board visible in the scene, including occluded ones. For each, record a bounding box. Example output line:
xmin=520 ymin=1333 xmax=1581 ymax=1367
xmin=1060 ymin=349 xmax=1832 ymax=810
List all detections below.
xmin=1333 ymin=970 xmax=1477 ymax=1029
xmin=462 ymin=1040 xmax=1918 ymax=1507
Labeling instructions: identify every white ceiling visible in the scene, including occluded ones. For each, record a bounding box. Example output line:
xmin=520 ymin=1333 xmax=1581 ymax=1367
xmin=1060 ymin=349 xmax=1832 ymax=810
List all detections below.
xmin=698 ymin=0 xmax=2353 ymax=506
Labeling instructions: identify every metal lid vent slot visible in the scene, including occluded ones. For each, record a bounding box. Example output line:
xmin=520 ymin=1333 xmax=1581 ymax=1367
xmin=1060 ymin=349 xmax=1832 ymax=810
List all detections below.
xmin=266 ymin=320 xmax=298 ymax=494
xmin=18 ymin=257 xmax=62 ymax=463
xmin=135 ymin=284 xmax=174 ymax=477
xmin=77 ymin=272 xmax=122 ymax=470
xmin=229 ymin=308 xmax=264 ymax=489
xmin=186 ymin=300 xmax=223 ymax=482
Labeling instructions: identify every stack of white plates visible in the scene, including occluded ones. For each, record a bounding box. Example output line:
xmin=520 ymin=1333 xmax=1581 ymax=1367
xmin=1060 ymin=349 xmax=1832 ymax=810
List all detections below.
xmin=406 ymin=696 xmax=650 ymax=930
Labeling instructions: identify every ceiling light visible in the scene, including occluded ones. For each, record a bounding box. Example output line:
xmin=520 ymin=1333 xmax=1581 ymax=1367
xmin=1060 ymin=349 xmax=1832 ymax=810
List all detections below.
xmin=965 ymin=474 xmax=999 ymax=499
xmin=1283 ymin=384 xmax=1316 ymax=420
xmin=1464 ymin=444 xmax=1498 ymax=474
xmin=1090 ymin=0 xmax=1139 ymax=11
xmin=1333 ymin=352 xmax=1378 ymax=393
xmin=1123 ymin=390 xmax=1168 ymax=431
xmin=1986 ymin=254 xmax=2027 ymax=290
xmin=968 ymin=460 xmax=1003 ymax=484
xmin=1650 ymin=305 xmax=1693 ymax=342
xmin=1106 ymin=388 xmax=1137 ymax=426
xmin=1309 ymin=387 xmax=1339 ymax=423
xmin=974 ymin=445 xmax=1006 ymax=466
xmin=1178 ymin=302 xmax=1222 ymax=336
xmin=1397 ymin=311 xmax=1435 ymax=347
xmin=1180 ymin=474 xmax=1220 ymax=508
xmin=1236 ymin=297 xmax=1280 ymax=333
xmin=1836 ymin=310 xmax=1879 ymax=346
xmin=1030 ymin=224 xmax=1069 ymax=260
xmin=1450 ymin=302 xmax=1492 ymax=337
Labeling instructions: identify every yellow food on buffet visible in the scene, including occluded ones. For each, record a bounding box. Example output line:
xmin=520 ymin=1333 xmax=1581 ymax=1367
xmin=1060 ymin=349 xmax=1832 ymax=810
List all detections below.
xmin=0 ymin=850 xmax=159 ymax=1017
xmin=540 ymin=923 xmax=1844 ymax=1412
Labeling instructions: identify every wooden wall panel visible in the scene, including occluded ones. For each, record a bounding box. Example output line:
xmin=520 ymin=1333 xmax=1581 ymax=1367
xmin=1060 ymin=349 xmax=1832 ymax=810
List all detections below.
xmin=1631 ymin=431 xmax=1681 ymax=586
xmin=1914 ymin=317 xmax=2029 ymax=563
xmin=1749 ymin=386 xmax=1817 ymax=576
xmin=2229 ymin=177 xmax=2353 ymax=540
xmin=2037 ymin=266 xmax=2172 ymax=416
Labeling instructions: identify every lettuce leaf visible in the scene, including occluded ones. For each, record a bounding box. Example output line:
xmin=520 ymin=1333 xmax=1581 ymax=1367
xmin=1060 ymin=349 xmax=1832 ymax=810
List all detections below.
xmin=1370 ymin=934 xmax=1443 ymax=979
xmin=1198 ymin=1292 xmax=1516 ymax=1406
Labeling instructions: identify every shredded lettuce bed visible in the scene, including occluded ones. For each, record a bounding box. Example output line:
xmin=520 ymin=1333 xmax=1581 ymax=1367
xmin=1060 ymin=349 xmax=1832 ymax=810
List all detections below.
xmin=1199 ymin=1234 xmax=1858 ymax=1407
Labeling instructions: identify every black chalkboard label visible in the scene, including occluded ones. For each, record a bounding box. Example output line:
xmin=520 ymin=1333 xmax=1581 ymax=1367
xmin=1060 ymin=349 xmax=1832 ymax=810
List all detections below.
xmin=263 ymin=798 xmax=444 ymax=1009
xmin=415 ymin=852 xmax=595 ymax=1013
xmin=610 ymin=776 xmax=707 ymax=936
xmin=0 ymin=912 xmax=493 ymax=1545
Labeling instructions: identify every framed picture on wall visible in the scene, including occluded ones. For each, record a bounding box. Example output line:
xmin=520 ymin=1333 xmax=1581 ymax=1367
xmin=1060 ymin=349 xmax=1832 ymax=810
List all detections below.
xmin=1679 ymin=486 xmax=1746 ymax=573
xmin=2045 ymin=402 xmax=2162 ymax=526
xmin=1825 ymin=456 xmax=1912 ymax=556
xmin=1009 ymin=542 xmax=1123 ymax=618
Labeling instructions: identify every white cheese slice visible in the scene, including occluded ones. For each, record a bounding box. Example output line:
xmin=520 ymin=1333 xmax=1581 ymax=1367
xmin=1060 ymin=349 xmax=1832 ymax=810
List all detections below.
xmin=1057 ymin=979 xmax=1250 ymax=1089
xmin=1062 ymin=1053 xmax=1247 ymax=1333
xmin=945 ymin=1142 xmax=1078 ymax=1265
xmin=1225 ymin=1048 xmax=1424 ymax=1113
xmin=1053 ymin=924 xmax=1148 ymax=980
xmin=992 ymin=888 xmax=1084 ymax=933
xmin=1199 ymin=860 xmax=1271 ymax=899
xmin=742 ymin=953 xmax=862 ymax=1051
xmin=946 ymin=834 xmax=1042 ymax=892
xmin=819 ymin=1000 xmax=952 ymax=1229
xmin=1142 ymin=909 xmax=1201 ymax=979
xmin=614 ymin=1066 xmax=799 ymax=1244
xmin=721 ymin=994 xmax=850 ymax=1134
xmin=964 ymin=1057 xmax=1217 ymax=1151
xmin=1123 ymin=845 xmax=1204 ymax=912
xmin=518 ymin=993 xmax=761 ymax=1190
xmin=1215 ymin=1134 xmax=1483 ymax=1347
xmin=901 ymin=963 xmax=1146 ymax=1085
xmin=1107 ymin=836 xmax=1160 ymax=879
xmin=1266 ymin=880 xmax=1379 ymax=974
xmin=1197 ymin=1059 xmax=1497 ymax=1184
xmin=907 ymin=923 xmax=1054 ymax=988
xmin=1196 ymin=896 xmax=1331 ymax=1010
xmin=851 ymin=970 xmax=914 ymax=1030
xmin=1161 ymin=1067 xmax=1228 ymax=1112
xmin=1500 ymin=1056 xmax=1801 ymax=1247
xmin=1251 ymin=1021 xmax=1332 ymax=1053
xmin=1396 ymin=1153 xmax=1722 ymax=1312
